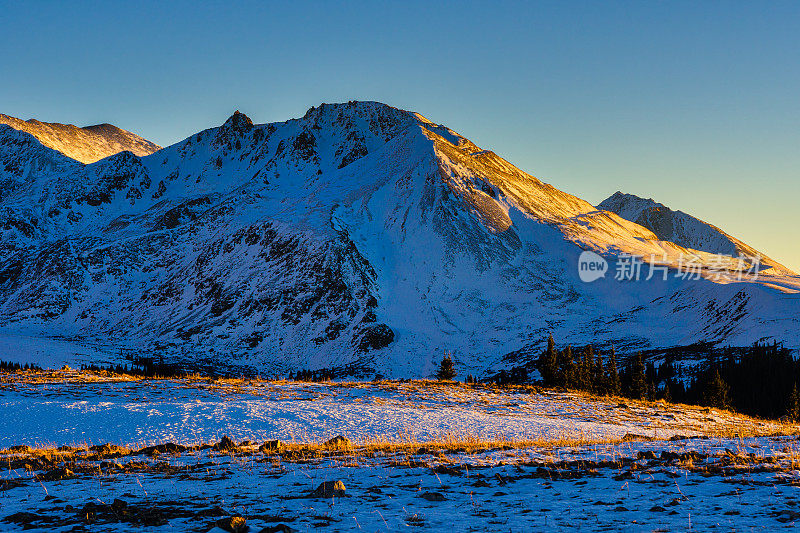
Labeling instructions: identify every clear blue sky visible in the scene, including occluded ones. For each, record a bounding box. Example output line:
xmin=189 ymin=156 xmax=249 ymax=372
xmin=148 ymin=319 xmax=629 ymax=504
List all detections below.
xmin=2 ymin=1 xmax=798 ymax=270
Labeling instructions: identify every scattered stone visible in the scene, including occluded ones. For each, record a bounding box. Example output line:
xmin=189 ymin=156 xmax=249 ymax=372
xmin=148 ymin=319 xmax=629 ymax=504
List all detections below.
xmin=613 ymin=471 xmax=633 ymax=481
xmin=2 ymin=512 xmax=44 ymax=527
xmin=216 ymin=515 xmax=248 ymax=533
xmin=41 ymin=467 xmax=74 ymax=481
xmin=88 ymin=443 xmax=127 ymax=457
xmin=195 ymin=506 xmax=228 ymax=518
xmin=77 ymin=499 xmax=189 ymax=526
xmin=310 ymin=480 xmax=346 ymax=498
xmin=420 ymin=492 xmax=447 ymax=501
xmin=213 ymin=436 xmax=237 ymax=451
xmin=433 ymin=464 xmax=462 ymax=476
xmin=324 ymin=435 xmax=352 ymax=449
xmin=650 ymin=505 xmax=666 ymax=512
xmin=473 ymin=479 xmax=492 ymax=488
xmin=8 ymin=444 xmax=31 ymax=453
xmin=138 ymin=442 xmax=187 ymax=456
xmin=406 ymin=514 xmax=426 ymax=526
xmin=621 ymin=433 xmax=652 ymax=442
xmin=112 ymin=498 xmax=128 ymax=511
xmin=259 ymin=440 xmax=285 ymax=453
xmin=774 ymin=509 xmax=800 ymax=523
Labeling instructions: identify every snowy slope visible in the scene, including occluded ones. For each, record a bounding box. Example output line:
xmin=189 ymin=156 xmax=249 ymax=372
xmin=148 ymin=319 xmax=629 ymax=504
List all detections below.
xmin=0 ymin=114 xmax=160 ymax=163
xmin=599 ymin=191 xmax=793 ymax=273
xmin=0 ymin=102 xmax=798 ymax=376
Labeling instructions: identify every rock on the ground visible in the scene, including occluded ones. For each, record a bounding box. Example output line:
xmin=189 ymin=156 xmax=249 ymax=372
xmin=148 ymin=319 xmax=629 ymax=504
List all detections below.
xmin=324 ymin=435 xmax=352 ymax=449
xmin=259 ymin=440 xmax=285 ymax=453
xmin=213 ymin=436 xmax=237 ymax=451
xmin=215 ymin=515 xmax=248 ymax=533
xmin=310 ymin=480 xmax=346 ymax=498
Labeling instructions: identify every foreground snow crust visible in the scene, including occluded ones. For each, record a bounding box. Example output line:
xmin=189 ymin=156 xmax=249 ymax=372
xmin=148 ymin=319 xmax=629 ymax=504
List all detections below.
xmin=1 ymin=376 xmax=799 ymax=531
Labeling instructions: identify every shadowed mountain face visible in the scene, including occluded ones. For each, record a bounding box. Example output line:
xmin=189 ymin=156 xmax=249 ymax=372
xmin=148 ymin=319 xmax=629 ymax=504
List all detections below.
xmin=0 ymin=114 xmax=160 ymax=163
xmin=0 ymin=102 xmax=798 ymax=377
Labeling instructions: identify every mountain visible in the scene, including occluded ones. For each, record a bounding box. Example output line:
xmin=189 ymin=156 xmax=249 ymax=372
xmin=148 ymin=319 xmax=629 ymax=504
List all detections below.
xmin=0 ymin=102 xmax=798 ymax=377
xmin=599 ymin=192 xmax=792 ymax=273
xmin=0 ymin=114 xmax=160 ymax=164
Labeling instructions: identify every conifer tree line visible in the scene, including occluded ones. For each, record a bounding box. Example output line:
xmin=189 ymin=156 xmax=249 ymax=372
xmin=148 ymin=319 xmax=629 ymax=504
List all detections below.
xmin=0 ymin=358 xmax=196 ymax=377
xmin=537 ymin=335 xmax=623 ymax=396
xmin=82 ymin=357 xmax=190 ymax=378
xmin=0 ymin=360 xmax=42 ymax=372
xmin=289 ymin=368 xmax=337 ymax=382
xmin=536 ymin=335 xmax=800 ymax=421
xmin=670 ymin=341 xmax=799 ymax=420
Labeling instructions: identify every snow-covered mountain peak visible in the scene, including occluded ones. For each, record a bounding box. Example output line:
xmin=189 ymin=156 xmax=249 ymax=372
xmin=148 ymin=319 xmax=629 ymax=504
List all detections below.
xmin=213 ymin=111 xmax=254 ymax=146
xmin=0 ymin=113 xmax=160 ymax=164
xmin=600 ymin=191 xmax=663 ymax=220
xmin=598 ymin=191 xmax=793 ymax=274
xmin=1 ymin=101 xmax=798 ymax=376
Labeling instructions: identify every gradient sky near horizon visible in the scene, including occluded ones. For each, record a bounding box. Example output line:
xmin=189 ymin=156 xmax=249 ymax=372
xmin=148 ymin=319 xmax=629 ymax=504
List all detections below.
xmin=2 ymin=1 xmax=798 ymax=270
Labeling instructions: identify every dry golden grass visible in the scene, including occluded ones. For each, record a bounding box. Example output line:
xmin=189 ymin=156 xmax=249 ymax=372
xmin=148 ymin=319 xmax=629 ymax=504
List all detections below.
xmin=268 ymin=433 xmax=621 ymax=461
xmin=1 ymin=368 xmax=798 ymax=461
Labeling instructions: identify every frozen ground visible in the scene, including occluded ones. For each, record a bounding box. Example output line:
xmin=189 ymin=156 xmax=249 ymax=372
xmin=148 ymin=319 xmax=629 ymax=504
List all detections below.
xmin=0 ymin=372 xmax=786 ymax=448
xmin=3 ymin=436 xmax=800 ymax=532
xmin=1 ymin=371 xmax=799 ymax=532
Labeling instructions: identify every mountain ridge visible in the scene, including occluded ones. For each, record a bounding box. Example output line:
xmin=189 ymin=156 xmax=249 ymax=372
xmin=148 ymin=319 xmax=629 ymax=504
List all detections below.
xmin=598 ymin=191 xmax=793 ymax=274
xmin=0 ymin=101 xmax=798 ymax=376
xmin=0 ymin=113 xmax=160 ymax=164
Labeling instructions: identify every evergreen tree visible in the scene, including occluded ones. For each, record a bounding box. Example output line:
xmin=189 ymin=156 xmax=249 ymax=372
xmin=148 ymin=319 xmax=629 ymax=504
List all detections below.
xmin=538 ymin=334 xmax=558 ymax=385
xmin=702 ymin=369 xmax=731 ymax=409
xmin=788 ymin=383 xmax=800 ymax=422
xmin=594 ymin=351 xmax=605 ymax=393
xmin=584 ymin=346 xmax=595 ymax=392
xmin=576 ymin=348 xmax=587 ymax=390
xmin=607 ymin=347 xmax=621 ymax=396
xmin=560 ymin=346 xmax=575 ymax=389
xmin=630 ymin=352 xmax=648 ymax=400
xmin=437 ymin=354 xmax=456 ymax=380
xmin=662 ymin=382 xmax=673 ymax=403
